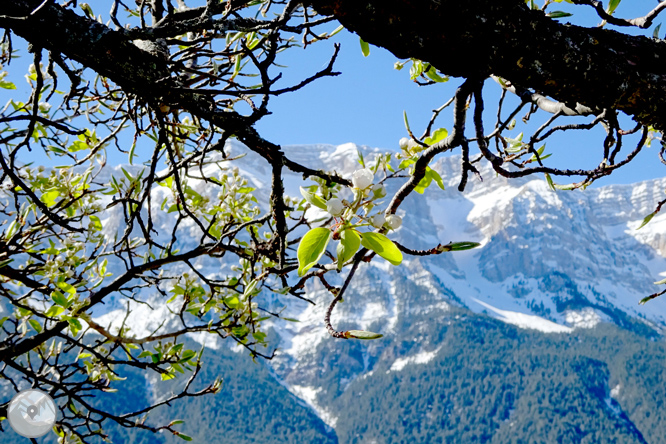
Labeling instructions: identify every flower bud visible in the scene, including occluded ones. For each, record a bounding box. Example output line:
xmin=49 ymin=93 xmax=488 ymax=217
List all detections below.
xmin=372 ymin=183 xmax=386 ymax=199
xmin=385 ymin=214 xmax=402 ymax=230
xmin=351 ymin=169 xmax=374 ymax=189
xmin=326 ymin=197 xmax=344 ymax=216
xmin=399 ymin=137 xmax=410 ymax=150
xmin=38 ymin=102 xmax=51 ymax=113
xmin=370 ymin=213 xmax=386 ymax=229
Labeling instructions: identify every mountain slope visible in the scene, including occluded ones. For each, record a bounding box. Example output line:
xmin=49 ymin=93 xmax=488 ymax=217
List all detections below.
xmin=5 ymin=141 xmax=666 ymax=443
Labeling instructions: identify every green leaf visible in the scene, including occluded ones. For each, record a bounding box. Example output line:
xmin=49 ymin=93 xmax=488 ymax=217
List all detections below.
xmin=0 ymin=80 xmax=16 ymax=90
xmin=637 ymin=211 xmax=657 ymax=230
xmin=329 ymin=25 xmax=344 ymax=37
xmin=346 ymin=330 xmax=383 ymax=340
xmin=544 ymin=173 xmax=556 ymax=191
xmin=607 ymin=0 xmax=621 ymax=14
xmin=41 ymin=189 xmax=60 ymax=207
xmin=654 ymin=277 xmax=666 ymax=285
xmin=225 ymin=295 xmax=240 ymax=309
xmin=336 ymin=229 xmax=361 ymax=270
xmin=89 ymin=215 xmax=103 ymax=231
xmin=403 ymin=110 xmax=411 ymax=134
xmin=28 ymin=319 xmax=42 ymax=333
xmin=447 ymin=241 xmax=481 ymax=251
xmin=176 ymin=433 xmax=193 ymax=441
xmin=68 ymin=318 xmax=82 ymax=336
xmin=45 ymin=305 xmax=65 ymax=317
xmin=398 ymin=158 xmax=416 ymax=170
xmin=654 ymin=23 xmax=662 ymax=39
xmin=424 ymin=66 xmax=448 ymax=83
xmin=547 ymin=11 xmax=573 ymax=18
xmin=57 ymin=281 xmax=76 ymax=296
xmin=360 ymin=232 xmax=403 ymax=266
xmin=427 ymin=168 xmax=445 ymax=190
xmin=357 ymin=149 xmax=365 ymax=168
xmin=51 ymin=291 xmax=71 ymax=308
xmin=243 ymin=279 xmax=258 ymax=298
xmin=178 ymin=350 xmax=197 ymax=363
xmin=359 ymin=37 xmax=370 ymax=57
xmin=424 ymin=128 xmax=448 ymax=146
xmin=297 ymin=227 xmax=332 ymax=276
xmin=409 ymin=59 xmax=424 ymax=80
xmin=414 ymin=173 xmax=433 ymax=194
xmin=299 ymin=187 xmax=327 ymax=210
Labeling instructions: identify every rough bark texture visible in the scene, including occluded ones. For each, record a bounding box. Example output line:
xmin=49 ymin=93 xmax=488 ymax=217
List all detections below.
xmin=307 ymin=0 xmax=666 ymax=129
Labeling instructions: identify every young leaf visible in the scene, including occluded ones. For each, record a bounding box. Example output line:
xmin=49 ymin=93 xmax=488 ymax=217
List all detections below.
xmin=414 ymin=173 xmax=433 ymax=194
xmin=607 ymin=0 xmax=621 ymax=14
xmin=357 ymin=149 xmax=366 ymax=167
xmin=447 ymin=241 xmax=481 ymax=251
xmin=299 ymin=187 xmax=327 ymax=210
xmin=637 ymin=211 xmax=657 ymax=230
xmin=297 ymin=227 xmax=332 ymax=276
xmin=547 ymin=11 xmax=573 ymax=18
xmin=359 ymin=37 xmax=370 ymax=57
xmin=654 ymin=277 xmax=666 ymax=285
xmin=654 ymin=23 xmax=662 ymax=39
xmin=346 ymin=330 xmax=383 ymax=340
xmin=28 ymin=319 xmax=42 ymax=333
xmin=424 ymin=128 xmax=448 ymax=146
xmin=424 ymin=66 xmax=448 ymax=83
xmin=544 ymin=173 xmax=556 ymax=191
xmin=51 ymin=291 xmax=71 ymax=308
xmin=336 ymin=229 xmax=361 ymax=270
xmin=403 ymin=110 xmax=411 ymax=134
xmin=427 ymin=168 xmax=445 ymax=190
xmin=360 ymin=232 xmax=403 ymax=266
xmin=41 ymin=190 xmax=60 ymax=207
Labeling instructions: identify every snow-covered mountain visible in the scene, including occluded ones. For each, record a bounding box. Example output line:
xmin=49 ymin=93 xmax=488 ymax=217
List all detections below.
xmin=18 ymin=143 xmax=666 ymax=443
xmin=225 ymin=142 xmax=666 ymax=428
xmin=263 ymin=141 xmax=666 ymax=332
xmin=95 ymin=140 xmax=666 ymax=332
xmin=98 ymin=138 xmax=666 ymax=362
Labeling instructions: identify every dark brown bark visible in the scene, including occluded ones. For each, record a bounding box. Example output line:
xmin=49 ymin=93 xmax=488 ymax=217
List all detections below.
xmin=4 ymin=0 xmax=666 ymax=129
xmin=307 ymin=0 xmax=666 ymax=130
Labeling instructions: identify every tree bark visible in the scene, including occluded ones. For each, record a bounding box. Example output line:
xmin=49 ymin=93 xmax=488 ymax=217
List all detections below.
xmin=3 ymin=0 xmax=666 ymax=129
xmin=306 ymin=0 xmax=666 ymax=130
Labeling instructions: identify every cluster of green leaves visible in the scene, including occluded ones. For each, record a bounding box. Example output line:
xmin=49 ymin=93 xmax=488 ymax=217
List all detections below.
xmin=296 ymin=158 xmax=404 ymax=278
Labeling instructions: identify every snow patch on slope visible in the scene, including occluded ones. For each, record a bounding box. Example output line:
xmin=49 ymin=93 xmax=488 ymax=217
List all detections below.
xmin=389 ymin=346 xmax=443 ymax=372
xmin=565 ymin=308 xmax=602 ymax=329
xmin=473 ymin=298 xmax=572 ymax=333
xmin=288 ymin=385 xmax=338 ymax=428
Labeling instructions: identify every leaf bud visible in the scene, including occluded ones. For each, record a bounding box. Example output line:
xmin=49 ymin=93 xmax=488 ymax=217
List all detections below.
xmin=372 ymin=183 xmax=387 ymax=198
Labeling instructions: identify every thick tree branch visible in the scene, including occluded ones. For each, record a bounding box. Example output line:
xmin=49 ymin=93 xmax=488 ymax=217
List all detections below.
xmin=306 ymin=0 xmax=666 ymax=130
